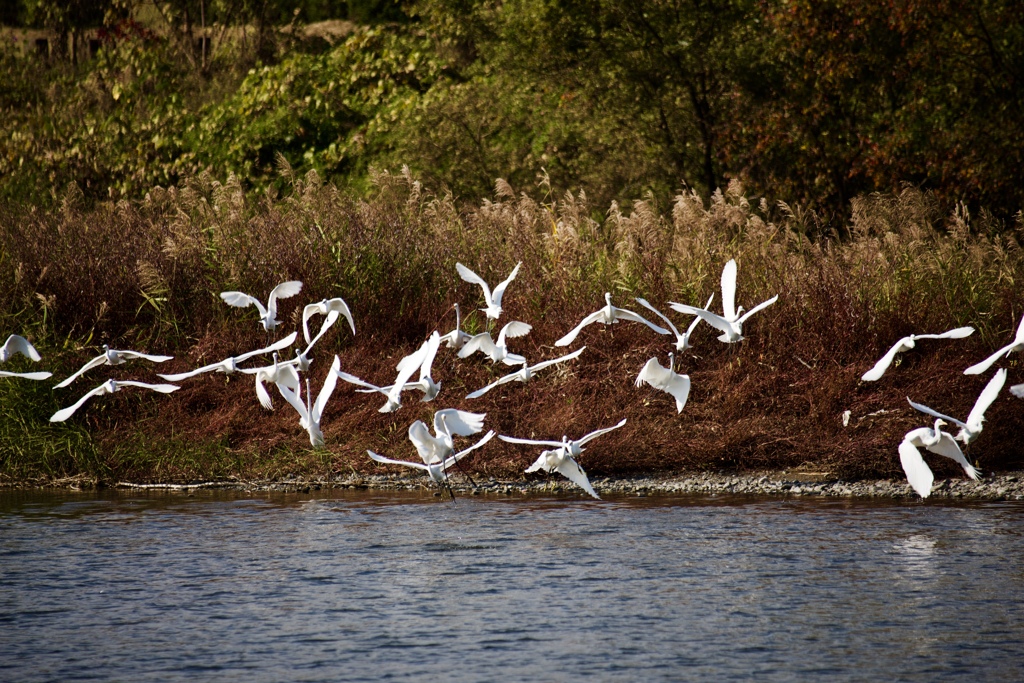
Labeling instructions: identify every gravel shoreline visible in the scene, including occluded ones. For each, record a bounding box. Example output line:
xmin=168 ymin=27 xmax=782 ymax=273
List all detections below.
xmin=82 ymin=470 xmax=1024 ymax=500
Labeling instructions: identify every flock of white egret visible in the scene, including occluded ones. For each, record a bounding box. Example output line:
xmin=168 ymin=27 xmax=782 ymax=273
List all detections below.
xmin=2 ymin=258 xmax=1021 ymax=499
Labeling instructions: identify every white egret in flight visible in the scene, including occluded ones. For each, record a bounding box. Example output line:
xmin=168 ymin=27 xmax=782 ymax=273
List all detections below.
xmin=336 ymin=336 xmax=434 ymax=412
xmin=220 ymin=280 xmax=303 ymax=333
xmin=1 ymin=334 xmax=42 ymax=362
xmin=355 ymin=332 xmax=444 ymax=403
xmin=302 ymin=297 xmax=355 ymax=346
xmin=368 ymin=430 xmax=496 ymax=484
xmin=964 ymin=313 xmax=1024 ymax=375
xmin=50 ymin=379 xmax=180 ymax=422
xmin=408 ymin=409 xmax=487 ymax=464
xmin=55 ymin=345 xmax=173 ymax=388
xmin=498 ymin=419 xmax=627 ymax=499
xmin=670 ymin=259 xmax=778 ymax=343
xmin=899 ymin=419 xmax=980 ymax=498
xmin=458 ymin=321 xmax=532 ymax=366
xmin=555 ymin=293 xmax=670 ymax=347
xmin=907 ymin=369 xmax=1006 ymax=445
xmin=158 ymin=332 xmax=297 ymax=382
xmin=466 ymin=347 xmax=585 ymax=399
xmin=860 ymin=326 xmax=975 ymax=381
xmin=457 ymin=261 xmax=521 ymax=320
xmin=635 ymin=353 xmax=691 ymax=413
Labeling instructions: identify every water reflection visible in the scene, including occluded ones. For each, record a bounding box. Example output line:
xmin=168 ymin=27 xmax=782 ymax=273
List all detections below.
xmin=2 ymin=491 xmax=1023 ymax=682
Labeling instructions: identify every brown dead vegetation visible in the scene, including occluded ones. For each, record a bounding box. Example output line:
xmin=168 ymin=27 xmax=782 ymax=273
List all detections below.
xmin=1 ymin=171 xmax=1022 ymax=484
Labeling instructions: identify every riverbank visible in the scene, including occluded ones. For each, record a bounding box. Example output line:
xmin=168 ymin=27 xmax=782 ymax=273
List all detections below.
xmin=9 ymin=470 xmax=1024 ymax=501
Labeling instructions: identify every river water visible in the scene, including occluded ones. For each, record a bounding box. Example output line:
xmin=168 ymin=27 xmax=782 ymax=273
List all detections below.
xmin=2 ymin=489 xmax=1022 ymax=682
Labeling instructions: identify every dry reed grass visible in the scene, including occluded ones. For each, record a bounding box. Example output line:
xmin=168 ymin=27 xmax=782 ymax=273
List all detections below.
xmin=1 ymin=172 xmax=1021 ymax=484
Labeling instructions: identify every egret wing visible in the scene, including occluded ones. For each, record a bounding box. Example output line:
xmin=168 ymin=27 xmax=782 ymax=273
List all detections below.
xmin=466 ymin=372 xmax=518 ymax=399
xmin=635 ymin=357 xmax=668 ymax=388
xmin=302 ymin=301 xmax=326 ymax=345
xmin=330 ymin=298 xmax=356 ymax=336
xmin=304 ymin=310 xmax=338 ymax=351
xmin=50 ymin=384 xmax=112 ymax=422
xmin=578 ymin=418 xmax=627 ymax=445
xmin=914 ymin=326 xmax=975 ymax=340
xmin=555 ymin=310 xmax=604 ymax=347
xmin=2 ymin=334 xmax=42 ymax=362
xmin=458 ymin=332 xmax=499 ymax=361
xmin=926 ymin=433 xmax=980 ymax=480
xmin=634 ymin=299 xmax=680 ymax=337
xmin=669 ymin=304 xmax=732 ymax=336
xmin=409 ymin=421 xmax=442 ymax=464
xmin=220 ymin=291 xmax=267 ymax=318
xmin=0 ymin=370 xmax=52 ymax=380
xmin=490 ymin=262 xmax=522 ymax=308
xmin=687 ymin=294 xmax=715 ymax=335
xmin=965 ymin=368 xmax=1007 ymax=431
xmin=435 ymin=409 xmax=486 ymax=437
xmin=898 ymin=440 xmax=935 ymax=498
xmin=906 ymin=398 xmax=965 ymax=430
xmin=964 ymin=343 xmax=1013 ymax=375
xmin=254 ymin=377 xmax=274 ymax=410
xmin=456 ymin=263 xmax=492 ymax=303
xmin=554 ymin=456 xmax=600 ymax=500
xmin=721 ymin=259 xmax=738 ymax=321
xmin=612 ymin=308 xmax=671 ymax=336
xmin=235 ymin=331 xmax=298 ymax=362
xmin=335 ymin=370 xmax=388 ymax=395
xmin=367 ymin=450 xmax=429 ymax=472
xmin=528 ymin=346 xmax=585 ymax=373
xmin=496 ymin=321 xmax=532 ymax=346
xmin=54 ymin=354 xmax=107 ymax=388
xmin=737 ymin=295 xmax=779 ymax=324
xmin=861 ymin=338 xmax=909 ymax=382
xmin=267 ymin=280 xmax=303 ymax=311
xmin=498 ymin=434 xmax=564 ymax=448
xmin=662 ymin=373 xmax=691 ymax=412
xmin=117 ymin=350 xmax=174 ymax=363
xmin=1010 ymin=383 xmax=1024 ymax=398
xmin=276 ymin=381 xmax=308 ymax=420
xmin=418 ymin=332 xmax=442 ymax=381
xmin=158 ymin=361 xmax=227 ymax=382
xmin=312 ymin=356 xmax=341 ymax=421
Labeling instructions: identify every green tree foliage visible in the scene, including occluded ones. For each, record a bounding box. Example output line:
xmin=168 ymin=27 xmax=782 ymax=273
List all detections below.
xmin=1 ymin=0 xmax=1022 ymax=220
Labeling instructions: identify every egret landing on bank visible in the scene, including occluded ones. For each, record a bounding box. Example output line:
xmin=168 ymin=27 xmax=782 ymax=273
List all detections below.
xmin=861 ymin=326 xmax=975 ymax=381
xmin=50 ymin=380 xmax=180 ymax=422
xmin=898 ymin=419 xmax=980 ymax=498
xmin=907 ymin=369 xmax=1006 ymax=445
xmin=408 ymin=409 xmax=487 ymax=465
xmin=965 ymin=313 xmax=1024 ymax=375
xmin=635 ymin=353 xmax=691 ymax=413
xmin=220 ymin=280 xmax=303 ymax=333
xmin=55 ymin=346 xmax=173 ymax=388
xmin=368 ymin=430 xmax=496 ymax=486
xmin=498 ymin=418 xmax=627 ymax=499
xmin=457 ymin=262 xmax=521 ymax=321
xmin=555 ymin=293 xmax=669 ymax=347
